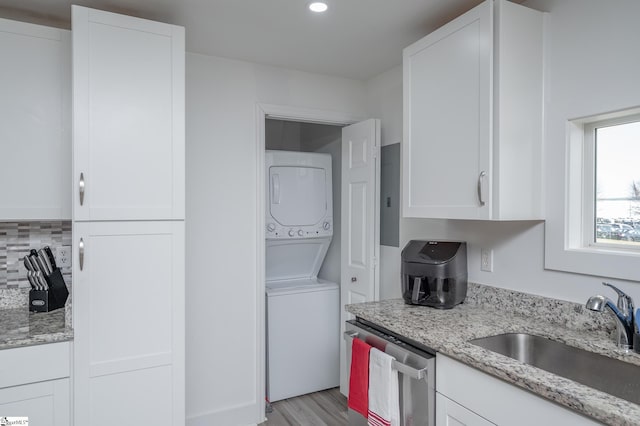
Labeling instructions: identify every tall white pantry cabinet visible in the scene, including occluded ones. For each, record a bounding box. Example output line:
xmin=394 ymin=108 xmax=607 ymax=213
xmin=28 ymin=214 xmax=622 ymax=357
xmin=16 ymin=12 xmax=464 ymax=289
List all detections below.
xmin=71 ymin=6 xmax=185 ymax=426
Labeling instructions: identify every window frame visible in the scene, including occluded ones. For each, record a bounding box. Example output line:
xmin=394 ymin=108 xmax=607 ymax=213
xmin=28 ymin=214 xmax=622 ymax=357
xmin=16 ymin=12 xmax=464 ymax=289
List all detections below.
xmin=544 ymin=106 xmax=640 ymax=282
xmin=582 ymin=113 xmax=640 ymax=251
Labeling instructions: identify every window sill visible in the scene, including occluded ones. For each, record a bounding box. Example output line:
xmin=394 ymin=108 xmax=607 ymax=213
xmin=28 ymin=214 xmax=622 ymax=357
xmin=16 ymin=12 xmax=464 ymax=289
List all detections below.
xmin=545 ymin=234 xmax=640 ymax=281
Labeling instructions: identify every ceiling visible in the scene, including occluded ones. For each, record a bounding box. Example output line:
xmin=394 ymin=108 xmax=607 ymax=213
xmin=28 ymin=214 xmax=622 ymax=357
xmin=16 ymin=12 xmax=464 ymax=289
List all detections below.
xmin=0 ymin=0 xmax=496 ymax=80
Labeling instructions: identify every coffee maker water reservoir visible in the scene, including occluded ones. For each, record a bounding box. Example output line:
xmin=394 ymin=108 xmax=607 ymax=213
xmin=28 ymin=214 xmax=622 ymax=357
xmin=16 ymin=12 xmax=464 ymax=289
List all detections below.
xmin=401 ymin=240 xmax=467 ymax=309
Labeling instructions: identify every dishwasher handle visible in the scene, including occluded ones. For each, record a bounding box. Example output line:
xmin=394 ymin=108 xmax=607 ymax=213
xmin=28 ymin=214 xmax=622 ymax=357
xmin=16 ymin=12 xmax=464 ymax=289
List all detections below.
xmin=343 ymin=330 xmax=428 ymax=380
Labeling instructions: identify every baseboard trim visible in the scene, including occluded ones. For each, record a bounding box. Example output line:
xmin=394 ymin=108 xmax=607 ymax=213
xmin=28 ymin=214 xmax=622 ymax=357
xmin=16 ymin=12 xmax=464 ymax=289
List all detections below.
xmin=187 ymin=402 xmax=261 ymax=426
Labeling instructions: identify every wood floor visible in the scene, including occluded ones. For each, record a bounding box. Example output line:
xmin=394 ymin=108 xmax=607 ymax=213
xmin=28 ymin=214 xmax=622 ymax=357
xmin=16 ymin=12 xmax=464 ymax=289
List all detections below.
xmin=261 ymin=388 xmax=349 ymax=426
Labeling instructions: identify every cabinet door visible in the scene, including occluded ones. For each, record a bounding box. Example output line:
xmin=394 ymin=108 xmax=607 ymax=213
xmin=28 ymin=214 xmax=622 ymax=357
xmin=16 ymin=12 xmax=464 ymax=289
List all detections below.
xmin=0 ymin=18 xmax=71 ymax=221
xmin=73 ymin=221 xmax=185 ymax=425
xmin=437 ymin=354 xmax=603 ymax=426
xmin=0 ymin=379 xmax=70 ymax=426
xmin=403 ymin=1 xmax=492 ymax=219
xmin=436 ymin=393 xmax=495 ymax=426
xmin=72 ymin=6 xmax=185 ymax=221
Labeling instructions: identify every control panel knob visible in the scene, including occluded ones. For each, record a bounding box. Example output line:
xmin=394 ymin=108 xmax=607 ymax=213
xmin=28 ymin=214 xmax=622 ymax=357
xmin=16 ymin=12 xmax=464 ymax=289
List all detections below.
xmin=323 ymin=222 xmax=331 ymax=230
xmin=267 ymin=223 xmax=276 ymax=232
xmin=288 ymin=229 xmax=295 ymax=237
xmin=298 ymin=230 xmax=304 ymax=237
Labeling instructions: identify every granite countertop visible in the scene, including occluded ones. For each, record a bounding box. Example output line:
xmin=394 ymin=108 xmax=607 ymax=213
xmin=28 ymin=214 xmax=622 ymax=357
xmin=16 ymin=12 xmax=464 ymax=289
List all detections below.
xmin=346 ymin=284 xmax=640 ymax=426
xmin=0 ymin=308 xmax=73 ymax=350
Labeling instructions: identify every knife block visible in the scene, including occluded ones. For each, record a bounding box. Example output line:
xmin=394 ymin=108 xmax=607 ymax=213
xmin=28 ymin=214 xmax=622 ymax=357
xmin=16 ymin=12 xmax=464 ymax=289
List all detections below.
xmin=29 ymin=268 xmax=69 ymax=312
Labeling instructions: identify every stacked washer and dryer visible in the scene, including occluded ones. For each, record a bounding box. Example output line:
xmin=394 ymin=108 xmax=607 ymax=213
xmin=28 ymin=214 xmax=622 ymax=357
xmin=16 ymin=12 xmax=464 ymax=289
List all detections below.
xmin=265 ymin=150 xmax=340 ymax=402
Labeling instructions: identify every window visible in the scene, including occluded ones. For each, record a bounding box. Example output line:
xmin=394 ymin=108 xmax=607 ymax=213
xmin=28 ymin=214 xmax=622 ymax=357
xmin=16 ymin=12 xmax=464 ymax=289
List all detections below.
xmin=584 ymin=115 xmax=640 ymax=250
xmin=545 ymin=106 xmax=640 ymax=282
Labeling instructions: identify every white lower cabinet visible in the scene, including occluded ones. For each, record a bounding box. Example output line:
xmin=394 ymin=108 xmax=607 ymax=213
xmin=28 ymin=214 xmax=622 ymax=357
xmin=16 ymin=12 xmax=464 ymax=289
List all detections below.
xmin=0 ymin=379 xmax=70 ymax=425
xmin=436 ymin=354 xmax=602 ymax=426
xmin=73 ymin=221 xmax=185 ymax=425
xmin=0 ymin=342 xmax=70 ymax=425
xmin=436 ymin=393 xmax=495 ymax=426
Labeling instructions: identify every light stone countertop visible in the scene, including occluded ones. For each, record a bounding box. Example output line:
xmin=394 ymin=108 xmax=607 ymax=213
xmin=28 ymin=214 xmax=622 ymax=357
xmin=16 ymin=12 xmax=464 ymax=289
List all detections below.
xmin=0 ymin=308 xmax=73 ymax=350
xmin=346 ymin=285 xmax=640 ymax=426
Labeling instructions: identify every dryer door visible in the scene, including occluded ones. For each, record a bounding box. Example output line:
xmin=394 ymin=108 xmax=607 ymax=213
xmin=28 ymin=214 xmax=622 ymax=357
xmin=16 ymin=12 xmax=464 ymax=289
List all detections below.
xmin=269 ymin=166 xmax=327 ymax=226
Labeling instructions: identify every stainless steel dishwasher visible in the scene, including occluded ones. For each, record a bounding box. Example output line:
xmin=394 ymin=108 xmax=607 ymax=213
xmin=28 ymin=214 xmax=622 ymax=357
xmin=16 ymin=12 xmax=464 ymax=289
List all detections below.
xmin=344 ymin=319 xmax=435 ymax=426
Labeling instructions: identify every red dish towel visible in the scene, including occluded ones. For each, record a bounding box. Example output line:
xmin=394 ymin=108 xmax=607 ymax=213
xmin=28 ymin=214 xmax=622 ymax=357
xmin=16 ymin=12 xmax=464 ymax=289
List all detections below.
xmin=348 ymin=337 xmax=372 ymax=418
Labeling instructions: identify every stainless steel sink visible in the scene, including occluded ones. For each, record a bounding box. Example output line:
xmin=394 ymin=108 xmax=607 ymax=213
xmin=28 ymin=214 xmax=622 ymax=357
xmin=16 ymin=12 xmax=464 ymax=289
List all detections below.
xmin=469 ymin=333 xmax=640 ymax=405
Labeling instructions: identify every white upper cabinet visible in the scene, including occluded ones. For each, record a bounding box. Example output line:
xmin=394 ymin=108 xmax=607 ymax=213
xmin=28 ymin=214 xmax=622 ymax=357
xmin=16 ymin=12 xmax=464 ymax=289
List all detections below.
xmin=402 ymin=0 xmax=543 ymax=220
xmin=0 ymin=19 xmax=71 ymax=221
xmin=72 ymin=6 xmax=185 ymax=221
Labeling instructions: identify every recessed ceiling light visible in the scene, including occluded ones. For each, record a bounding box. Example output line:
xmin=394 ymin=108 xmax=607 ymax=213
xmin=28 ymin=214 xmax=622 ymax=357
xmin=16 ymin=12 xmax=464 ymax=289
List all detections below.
xmin=309 ymin=2 xmax=328 ymax=13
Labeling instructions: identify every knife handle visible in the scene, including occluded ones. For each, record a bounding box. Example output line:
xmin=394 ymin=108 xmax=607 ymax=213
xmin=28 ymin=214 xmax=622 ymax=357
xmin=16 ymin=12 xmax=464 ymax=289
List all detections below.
xmin=31 ymin=271 xmax=40 ymax=290
xmin=30 ymin=271 xmax=41 ymax=291
xmin=27 ymin=271 xmax=37 ymax=289
xmin=35 ymin=255 xmax=50 ymax=276
xmin=28 ymin=254 xmax=41 ymax=273
xmin=38 ymin=249 xmax=53 ymax=275
xmin=24 ymin=256 xmax=35 ymax=272
xmin=79 ymin=238 xmax=85 ymax=271
xmin=36 ymin=271 xmax=48 ymax=290
xmin=44 ymin=246 xmax=57 ymax=270
xmin=79 ymin=172 xmax=85 ymax=205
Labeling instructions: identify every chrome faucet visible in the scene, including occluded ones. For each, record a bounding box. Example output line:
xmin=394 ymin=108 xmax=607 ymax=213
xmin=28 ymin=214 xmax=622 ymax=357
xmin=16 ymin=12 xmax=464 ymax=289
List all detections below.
xmin=586 ymin=282 xmax=635 ymax=351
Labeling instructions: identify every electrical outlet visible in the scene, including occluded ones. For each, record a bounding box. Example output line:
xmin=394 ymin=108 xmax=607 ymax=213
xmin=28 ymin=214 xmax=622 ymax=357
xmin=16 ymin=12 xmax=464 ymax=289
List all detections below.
xmin=56 ymin=246 xmax=72 ymax=268
xmin=481 ymin=248 xmax=493 ymax=272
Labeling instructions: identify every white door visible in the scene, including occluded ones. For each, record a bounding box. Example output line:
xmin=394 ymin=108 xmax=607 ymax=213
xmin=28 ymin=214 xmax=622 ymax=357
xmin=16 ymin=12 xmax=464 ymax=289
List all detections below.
xmin=73 ymin=221 xmax=185 ymax=426
xmin=72 ymin=6 xmax=185 ymax=221
xmin=339 ymin=119 xmax=380 ymax=394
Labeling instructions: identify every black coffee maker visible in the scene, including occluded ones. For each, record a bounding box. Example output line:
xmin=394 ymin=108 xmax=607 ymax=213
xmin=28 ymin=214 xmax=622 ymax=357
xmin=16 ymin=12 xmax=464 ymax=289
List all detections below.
xmin=401 ymin=240 xmax=467 ymax=309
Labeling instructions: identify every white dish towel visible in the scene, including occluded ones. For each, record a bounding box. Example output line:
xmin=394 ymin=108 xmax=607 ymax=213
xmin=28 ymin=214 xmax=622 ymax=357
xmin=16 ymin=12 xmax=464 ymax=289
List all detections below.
xmin=367 ymin=347 xmax=400 ymax=426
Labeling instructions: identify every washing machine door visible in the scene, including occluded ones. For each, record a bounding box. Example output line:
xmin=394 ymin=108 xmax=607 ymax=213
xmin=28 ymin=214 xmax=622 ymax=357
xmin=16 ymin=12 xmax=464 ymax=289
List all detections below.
xmin=269 ymin=165 xmax=327 ymax=226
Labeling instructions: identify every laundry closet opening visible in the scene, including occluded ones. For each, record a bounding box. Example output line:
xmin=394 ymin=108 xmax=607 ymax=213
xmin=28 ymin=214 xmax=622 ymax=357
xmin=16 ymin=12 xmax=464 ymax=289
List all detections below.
xmin=264 ymin=118 xmax=344 ymax=404
xmin=265 ymin=118 xmax=344 ymax=283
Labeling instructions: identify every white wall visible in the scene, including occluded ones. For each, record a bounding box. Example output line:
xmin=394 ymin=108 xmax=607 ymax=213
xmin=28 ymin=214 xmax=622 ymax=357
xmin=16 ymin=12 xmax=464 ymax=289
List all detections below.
xmin=186 ymin=52 xmax=367 ymax=425
xmin=316 ymin=138 xmax=342 ymax=285
xmin=366 ymin=66 xmax=404 ymax=299
xmin=366 ymin=0 xmax=640 ymax=306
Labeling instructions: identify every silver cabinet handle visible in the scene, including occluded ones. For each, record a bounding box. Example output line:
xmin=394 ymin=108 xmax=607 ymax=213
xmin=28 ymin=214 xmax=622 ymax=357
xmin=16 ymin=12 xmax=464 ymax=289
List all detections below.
xmin=79 ymin=238 xmax=85 ymax=271
xmin=351 ymin=277 xmax=357 ymax=282
xmin=79 ymin=173 xmax=85 ymax=206
xmin=477 ymin=171 xmax=486 ymax=206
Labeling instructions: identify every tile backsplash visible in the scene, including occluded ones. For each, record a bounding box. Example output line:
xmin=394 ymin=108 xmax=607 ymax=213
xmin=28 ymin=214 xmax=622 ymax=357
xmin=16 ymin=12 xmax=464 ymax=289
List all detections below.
xmin=0 ymin=222 xmax=72 ymax=311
